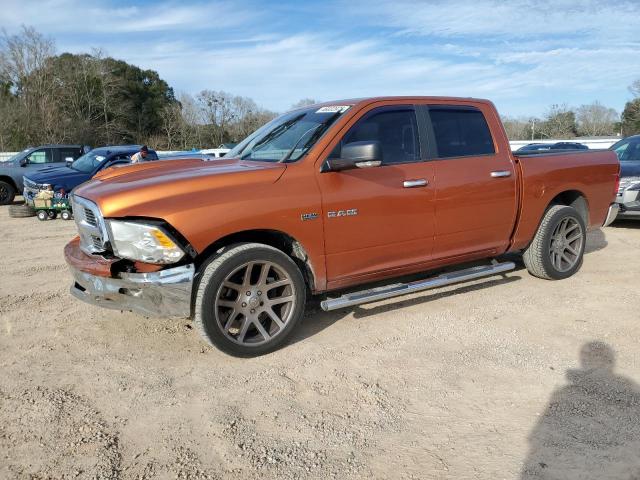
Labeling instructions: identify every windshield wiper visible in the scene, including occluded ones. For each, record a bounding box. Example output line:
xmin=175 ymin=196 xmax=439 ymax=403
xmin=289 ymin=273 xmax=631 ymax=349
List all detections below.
xmin=241 ymin=113 xmax=305 ymax=160
xmin=280 ymin=111 xmax=343 ymax=163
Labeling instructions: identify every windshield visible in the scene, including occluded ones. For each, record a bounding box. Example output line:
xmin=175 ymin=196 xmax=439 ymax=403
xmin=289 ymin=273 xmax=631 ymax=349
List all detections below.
xmin=610 ymin=137 xmax=640 ymax=162
xmin=226 ymin=105 xmax=351 ymax=162
xmin=5 ymin=149 xmax=30 ymax=163
xmin=70 ymin=151 xmax=108 ymax=173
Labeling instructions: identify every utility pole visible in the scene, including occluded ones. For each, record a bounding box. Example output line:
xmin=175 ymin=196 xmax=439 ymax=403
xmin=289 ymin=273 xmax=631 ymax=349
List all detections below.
xmin=531 ymin=118 xmax=536 ymax=141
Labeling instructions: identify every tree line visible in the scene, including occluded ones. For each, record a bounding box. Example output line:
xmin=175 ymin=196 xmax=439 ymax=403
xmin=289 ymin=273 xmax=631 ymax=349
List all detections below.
xmin=502 ymin=85 xmax=640 ymax=141
xmin=1 ymin=27 xmax=639 ymax=151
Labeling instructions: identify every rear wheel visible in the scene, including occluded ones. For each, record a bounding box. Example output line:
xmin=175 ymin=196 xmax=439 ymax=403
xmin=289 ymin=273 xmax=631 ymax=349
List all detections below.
xmin=47 ymin=211 xmax=57 ymax=220
xmin=36 ymin=210 xmax=48 ymax=221
xmin=523 ymin=205 xmax=586 ymax=280
xmin=8 ymin=204 xmax=36 ymax=218
xmin=0 ymin=181 xmax=16 ymax=205
xmin=194 ymin=243 xmax=306 ymax=357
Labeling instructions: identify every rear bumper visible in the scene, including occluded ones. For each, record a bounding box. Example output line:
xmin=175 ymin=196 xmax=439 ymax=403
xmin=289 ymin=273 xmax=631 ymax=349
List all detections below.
xmin=64 ymin=239 xmax=194 ymax=318
xmin=603 ymin=203 xmax=620 ymax=227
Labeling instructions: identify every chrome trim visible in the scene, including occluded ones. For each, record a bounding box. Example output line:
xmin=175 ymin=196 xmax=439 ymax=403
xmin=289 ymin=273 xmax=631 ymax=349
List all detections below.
xmin=602 ymin=203 xmax=620 ymax=227
xmin=69 ymin=263 xmax=195 ymax=318
xmin=320 ymin=260 xmax=516 ymax=311
xmin=71 ymin=195 xmax=110 ymax=255
xmin=491 ymin=170 xmax=512 ymax=178
xmin=403 ymin=179 xmax=428 ymax=188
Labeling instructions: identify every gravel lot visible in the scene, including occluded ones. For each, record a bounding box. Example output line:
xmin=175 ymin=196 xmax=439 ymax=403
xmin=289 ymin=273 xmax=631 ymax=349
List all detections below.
xmin=1 ymin=199 xmax=639 ymax=480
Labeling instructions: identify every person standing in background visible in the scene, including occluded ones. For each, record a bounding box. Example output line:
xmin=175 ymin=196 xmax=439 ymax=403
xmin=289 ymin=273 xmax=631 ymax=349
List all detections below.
xmin=130 ymin=145 xmax=149 ymax=164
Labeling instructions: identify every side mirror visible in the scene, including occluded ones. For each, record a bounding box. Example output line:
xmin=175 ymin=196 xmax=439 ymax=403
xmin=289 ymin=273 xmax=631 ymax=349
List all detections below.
xmin=322 ymin=141 xmax=383 ymax=172
xmin=19 ymin=158 xmax=27 ymax=167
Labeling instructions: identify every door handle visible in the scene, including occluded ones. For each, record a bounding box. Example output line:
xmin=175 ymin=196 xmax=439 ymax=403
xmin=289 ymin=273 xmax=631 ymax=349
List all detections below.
xmin=403 ymin=179 xmax=428 ymax=188
xmin=490 ymin=170 xmax=512 ymax=178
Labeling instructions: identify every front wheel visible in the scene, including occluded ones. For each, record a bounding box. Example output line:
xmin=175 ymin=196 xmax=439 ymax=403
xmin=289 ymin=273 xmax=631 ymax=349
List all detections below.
xmin=523 ymin=205 xmax=586 ymax=280
xmin=194 ymin=243 xmax=306 ymax=357
xmin=36 ymin=210 xmax=48 ymax=221
xmin=61 ymin=210 xmax=72 ymax=220
xmin=0 ymin=181 xmax=16 ymax=205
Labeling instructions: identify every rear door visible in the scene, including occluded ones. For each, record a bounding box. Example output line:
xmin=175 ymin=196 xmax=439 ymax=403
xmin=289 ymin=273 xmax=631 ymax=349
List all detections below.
xmin=316 ymin=104 xmax=436 ymax=285
xmin=422 ymin=104 xmax=518 ymax=259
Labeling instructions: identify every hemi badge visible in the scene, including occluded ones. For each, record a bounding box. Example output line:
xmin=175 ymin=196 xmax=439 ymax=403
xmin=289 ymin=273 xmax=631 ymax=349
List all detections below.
xmin=301 ymin=213 xmax=319 ymax=221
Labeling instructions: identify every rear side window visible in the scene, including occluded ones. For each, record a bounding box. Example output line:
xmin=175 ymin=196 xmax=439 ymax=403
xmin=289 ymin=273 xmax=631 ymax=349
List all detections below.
xmin=59 ymin=148 xmax=81 ymax=162
xmin=428 ymin=107 xmax=495 ymax=158
xmin=329 ymin=107 xmax=420 ymax=165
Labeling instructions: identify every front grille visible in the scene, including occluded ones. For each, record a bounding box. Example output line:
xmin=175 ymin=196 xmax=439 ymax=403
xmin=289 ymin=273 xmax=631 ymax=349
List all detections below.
xmin=23 ymin=177 xmax=37 ymax=189
xmin=71 ymin=195 xmax=109 ymax=255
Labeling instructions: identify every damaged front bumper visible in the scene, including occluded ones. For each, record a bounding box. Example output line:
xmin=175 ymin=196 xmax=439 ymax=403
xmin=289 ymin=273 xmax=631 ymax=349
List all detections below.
xmin=65 ymin=239 xmax=194 ymax=318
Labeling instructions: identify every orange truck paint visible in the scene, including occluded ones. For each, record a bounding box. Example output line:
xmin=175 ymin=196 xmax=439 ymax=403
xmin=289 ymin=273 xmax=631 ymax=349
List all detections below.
xmin=66 ymin=97 xmax=619 ymax=296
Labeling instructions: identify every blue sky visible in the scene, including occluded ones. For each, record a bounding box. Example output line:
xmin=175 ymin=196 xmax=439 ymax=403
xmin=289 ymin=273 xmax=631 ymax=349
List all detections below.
xmin=1 ymin=0 xmax=639 ymax=118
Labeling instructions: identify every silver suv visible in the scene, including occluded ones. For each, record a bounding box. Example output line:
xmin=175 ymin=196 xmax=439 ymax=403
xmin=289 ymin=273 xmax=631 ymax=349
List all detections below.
xmin=610 ymin=135 xmax=640 ymax=219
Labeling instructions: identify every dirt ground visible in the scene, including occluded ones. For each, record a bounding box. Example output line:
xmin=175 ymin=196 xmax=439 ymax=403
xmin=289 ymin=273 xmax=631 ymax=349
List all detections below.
xmin=1 ymin=199 xmax=639 ymax=480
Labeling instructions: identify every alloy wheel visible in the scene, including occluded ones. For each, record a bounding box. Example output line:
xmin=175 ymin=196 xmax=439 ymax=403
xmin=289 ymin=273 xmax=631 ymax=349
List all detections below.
xmin=214 ymin=261 xmax=297 ymax=346
xmin=549 ymin=217 xmax=583 ymax=272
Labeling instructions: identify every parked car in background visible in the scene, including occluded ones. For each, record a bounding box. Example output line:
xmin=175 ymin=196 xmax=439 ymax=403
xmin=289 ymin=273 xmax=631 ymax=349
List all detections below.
xmin=23 ymin=145 xmax=157 ymax=205
xmin=0 ymin=145 xmax=85 ymax=204
xmin=63 ymin=96 xmax=619 ymax=356
xmin=515 ymin=142 xmax=589 ymax=153
xmin=610 ymin=134 xmax=640 ymax=219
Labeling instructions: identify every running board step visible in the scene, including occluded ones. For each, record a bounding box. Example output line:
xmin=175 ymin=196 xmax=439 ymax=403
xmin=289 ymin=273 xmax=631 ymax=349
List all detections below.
xmin=320 ymin=260 xmax=515 ymax=311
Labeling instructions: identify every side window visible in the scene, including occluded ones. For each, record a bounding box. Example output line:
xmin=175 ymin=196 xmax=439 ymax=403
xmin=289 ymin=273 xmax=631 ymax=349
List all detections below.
xmin=59 ymin=149 xmax=80 ymax=162
xmin=617 ymin=139 xmax=640 ymax=162
xmin=26 ymin=149 xmax=52 ymax=164
xmin=329 ymin=107 xmax=420 ymax=165
xmin=428 ymin=107 xmax=495 ymax=159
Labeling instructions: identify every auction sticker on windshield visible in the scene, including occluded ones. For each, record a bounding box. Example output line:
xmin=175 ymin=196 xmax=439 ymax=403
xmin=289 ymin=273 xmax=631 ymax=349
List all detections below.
xmin=316 ymin=106 xmax=350 ymax=113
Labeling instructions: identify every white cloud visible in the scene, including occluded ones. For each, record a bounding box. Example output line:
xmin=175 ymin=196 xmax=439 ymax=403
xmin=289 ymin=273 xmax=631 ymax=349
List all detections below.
xmin=0 ymin=0 xmax=254 ymax=33
xmin=1 ymin=0 xmax=637 ymax=116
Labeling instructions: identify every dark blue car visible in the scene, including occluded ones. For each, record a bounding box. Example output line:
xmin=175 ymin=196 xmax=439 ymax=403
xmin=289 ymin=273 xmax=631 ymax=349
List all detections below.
xmin=23 ymin=145 xmax=157 ymax=202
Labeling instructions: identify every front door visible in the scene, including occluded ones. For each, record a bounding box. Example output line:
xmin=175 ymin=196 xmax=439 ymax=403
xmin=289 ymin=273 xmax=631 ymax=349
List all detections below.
xmin=316 ymin=105 xmax=436 ymax=287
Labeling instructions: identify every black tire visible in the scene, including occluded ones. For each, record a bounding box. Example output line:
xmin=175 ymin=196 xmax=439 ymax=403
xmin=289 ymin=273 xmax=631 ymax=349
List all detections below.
xmin=0 ymin=180 xmax=16 ymax=205
xmin=47 ymin=211 xmax=57 ymax=220
xmin=523 ymin=205 xmax=586 ymax=280
xmin=8 ymin=203 xmax=36 ymax=218
xmin=194 ymin=243 xmax=306 ymax=357
xmin=61 ymin=210 xmax=72 ymax=220
xmin=36 ymin=210 xmax=48 ymax=221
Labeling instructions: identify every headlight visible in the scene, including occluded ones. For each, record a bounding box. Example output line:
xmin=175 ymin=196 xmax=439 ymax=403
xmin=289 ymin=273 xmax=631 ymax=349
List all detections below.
xmin=106 ymin=220 xmax=185 ymax=264
xmin=627 ymin=179 xmax=640 ymax=191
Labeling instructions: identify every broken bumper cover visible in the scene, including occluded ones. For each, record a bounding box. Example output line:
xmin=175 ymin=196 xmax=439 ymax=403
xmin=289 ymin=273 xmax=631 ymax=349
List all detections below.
xmin=69 ymin=263 xmax=194 ymax=318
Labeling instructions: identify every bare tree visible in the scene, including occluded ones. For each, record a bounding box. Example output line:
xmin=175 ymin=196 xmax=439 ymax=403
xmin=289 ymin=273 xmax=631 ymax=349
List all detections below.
xmin=0 ymin=26 xmax=56 ymax=143
xmin=502 ymin=116 xmax=534 ymax=140
xmin=539 ymin=104 xmax=577 ymax=139
xmin=290 ymin=98 xmax=320 ymax=110
xmin=575 ymin=101 xmax=618 ymax=136
xmin=629 ymin=79 xmax=640 ymax=98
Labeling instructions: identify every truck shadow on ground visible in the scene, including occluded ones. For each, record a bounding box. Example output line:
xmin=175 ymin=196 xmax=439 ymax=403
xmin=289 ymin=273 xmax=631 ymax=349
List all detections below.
xmin=521 ymin=341 xmax=640 ymax=479
xmin=293 ymin=228 xmax=607 ymax=345
xmin=293 ymin=273 xmax=522 ymax=345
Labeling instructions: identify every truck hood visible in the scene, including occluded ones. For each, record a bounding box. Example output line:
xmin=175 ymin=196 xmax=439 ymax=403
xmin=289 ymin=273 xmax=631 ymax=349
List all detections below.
xmin=74 ymin=157 xmax=287 ymax=218
xmin=620 ymin=162 xmax=640 ymax=178
xmin=26 ymin=165 xmax=90 ymax=188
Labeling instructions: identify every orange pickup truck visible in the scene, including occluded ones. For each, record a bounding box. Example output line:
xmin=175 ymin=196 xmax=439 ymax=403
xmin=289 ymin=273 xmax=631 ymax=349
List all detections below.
xmin=64 ymin=97 xmax=620 ymax=356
